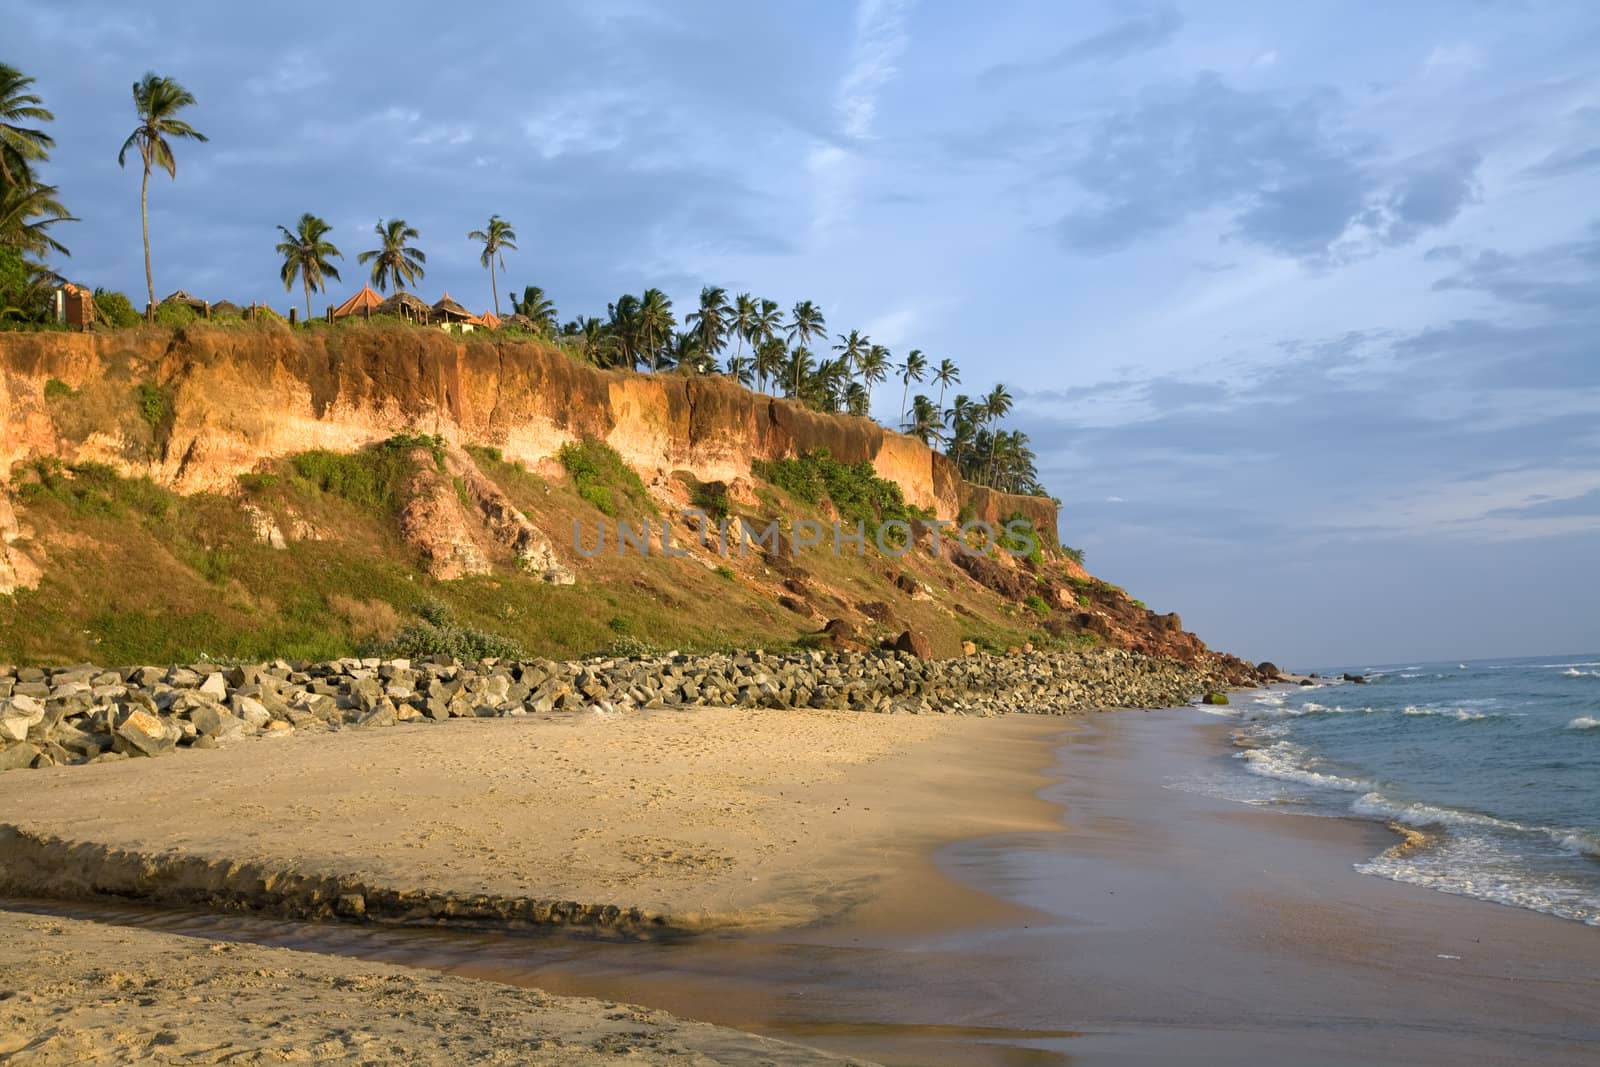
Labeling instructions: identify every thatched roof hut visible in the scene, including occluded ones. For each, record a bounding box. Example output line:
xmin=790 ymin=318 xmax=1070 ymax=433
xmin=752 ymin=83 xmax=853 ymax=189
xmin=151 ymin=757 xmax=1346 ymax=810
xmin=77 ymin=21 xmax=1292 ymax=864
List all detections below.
xmin=332 ymin=284 xmax=384 ymax=319
xmin=377 ymin=291 xmax=432 ymax=323
xmin=431 ymin=293 xmax=480 ymax=324
xmin=210 ymin=300 xmax=243 ymax=317
xmin=478 ymin=310 xmax=502 ymax=329
xmin=161 ymin=289 xmax=207 ymax=310
xmin=502 ymin=312 xmax=536 ymax=332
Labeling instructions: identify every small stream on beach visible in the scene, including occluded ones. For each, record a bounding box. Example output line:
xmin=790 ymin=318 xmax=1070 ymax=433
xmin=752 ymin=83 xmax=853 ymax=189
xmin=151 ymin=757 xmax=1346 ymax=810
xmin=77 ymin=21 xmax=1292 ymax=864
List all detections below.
xmin=8 ymin=707 xmax=1599 ymax=1066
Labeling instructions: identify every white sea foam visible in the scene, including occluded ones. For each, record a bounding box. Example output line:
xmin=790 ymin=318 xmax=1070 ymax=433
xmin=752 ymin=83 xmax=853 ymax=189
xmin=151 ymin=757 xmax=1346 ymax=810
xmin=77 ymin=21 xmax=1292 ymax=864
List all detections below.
xmin=1561 ymin=668 xmax=1600 ymax=678
xmin=1401 ymin=705 xmax=1490 ymax=722
xmin=1235 ymin=742 xmax=1368 ymax=792
xmin=1356 ymin=830 xmax=1600 ymax=926
xmin=1567 ymin=716 xmax=1600 ymax=731
xmin=1351 ymin=792 xmax=1531 ymax=834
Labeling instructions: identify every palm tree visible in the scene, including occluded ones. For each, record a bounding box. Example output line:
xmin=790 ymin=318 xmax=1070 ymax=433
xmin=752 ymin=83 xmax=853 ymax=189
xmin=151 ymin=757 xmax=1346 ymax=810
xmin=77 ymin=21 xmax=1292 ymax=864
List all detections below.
xmin=686 ymin=285 xmax=732 ymax=364
xmin=636 ymin=287 xmax=675 ymax=371
xmin=576 ymin=316 xmax=608 ymax=365
xmin=510 ymin=285 xmax=558 ymax=333
xmin=751 ymin=298 xmax=783 ymax=359
xmin=754 ymin=337 xmax=788 ymax=395
xmin=982 ymin=383 xmax=1015 ymax=485
xmin=785 ymin=346 xmax=816 ymax=400
xmin=945 ymin=394 xmax=976 ymax=472
xmin=787 ymin=300 xmax=825 ymax=352
xmin=729 ymin=292 xmax=757 ymax=363
xmin=724 ymin=353 xmax=755 ymax=387
xmin=932 ymin=357 xmax=960 ymax=413
xmin=119 ymin=73 xmax=207 ymax=314
xmin=466 ymin=214 xmax=516 ymax=317
xmin=844 ymin=381 xmax=870 ymax=417
xmin=357 ymin=218 xmax=425 ymax=293
xmin=905 ymin=394 xmax=944 ymax=446
xmin=0 ymin=179 xmax=74 ymax=257
xmin=897 ymin=349 xmax=928 ymax=429
xmin=0 ymin=64 xmax=55 ymax=187
xmin=832 ymin=330 xmax=869 ymax=388
xmin=607 ymin=293 xmax=642 ymax=369
xmin=858 ymin=344 xmax=890 ymax=414
xmin=275 ymin=213 xmax=343 ymax=319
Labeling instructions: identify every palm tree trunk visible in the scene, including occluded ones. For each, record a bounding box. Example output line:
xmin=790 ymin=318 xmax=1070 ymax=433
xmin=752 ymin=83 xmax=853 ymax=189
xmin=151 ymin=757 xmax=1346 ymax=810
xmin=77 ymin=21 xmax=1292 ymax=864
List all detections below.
xmin=900 ymin=381 xmax=911 ymax=429
xmin=140 ymin=165 xmax=154 ymax=316
xmin=489 ymin=256 xmax=500 ymax=317
xmin=304 ymin=278 xmax=312 ymax=321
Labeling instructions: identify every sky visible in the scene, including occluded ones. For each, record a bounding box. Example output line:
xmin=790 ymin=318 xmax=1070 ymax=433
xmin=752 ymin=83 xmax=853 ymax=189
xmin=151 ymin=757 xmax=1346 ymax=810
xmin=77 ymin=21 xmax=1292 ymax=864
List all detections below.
xmin=12 ymin=0 xmax=1600 ymax=666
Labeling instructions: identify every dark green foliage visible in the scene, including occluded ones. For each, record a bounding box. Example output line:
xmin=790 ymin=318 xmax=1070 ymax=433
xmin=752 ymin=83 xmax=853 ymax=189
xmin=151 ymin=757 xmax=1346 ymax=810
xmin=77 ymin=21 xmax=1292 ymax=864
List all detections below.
xmin=999 ymin=515 xmax=1044 ymax=564
xmin=152 ymin=301 xmax=198 ymax=328
xmin=1060 ymin=544 xmax=1085 ymax=566
xmin=290 ymin=434 xmax=441 ymax=512
xmin=135 ymin=382 xmax=168 ymax=430
xmin=92 ymin=288 xmax=142 ymax=328
xmin=43 ymin=377 xmax=72 ymax=399
xmin=13 ymin=458 xmax=170 ymax=518
xmin=714 ymin=564 xmax=736 ymax=580
xmin=1023 ymin=593 xmax=1050 ymax=616
xmin=368 ymin=600 xmax=525 ymax=662
xmin=558 ymin=437 xmax=649 ymax=517
xmin=689 ymin=478 xmax=729 ymax=522
xmin=751 ymin=448 xmax=915 ymax=535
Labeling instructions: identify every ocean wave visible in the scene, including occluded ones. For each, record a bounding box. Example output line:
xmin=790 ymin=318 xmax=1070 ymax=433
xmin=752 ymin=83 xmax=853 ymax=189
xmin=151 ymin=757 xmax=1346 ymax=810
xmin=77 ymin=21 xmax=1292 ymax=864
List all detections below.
xmin=1402 ymin=705 xmax=1491 ymax=722
xmin=1562 ymin=668 xmax=1600 ymax=678
xmin=1352 ymin=793 xmax=1600 ymax=860
xmin=1356 ymin=832 xmax=1600 ymax=926
xmin=1235 ymin=742 xmax=1369 ymax=792
xmin=1567 ymin=716 xmax=1600 ymax=731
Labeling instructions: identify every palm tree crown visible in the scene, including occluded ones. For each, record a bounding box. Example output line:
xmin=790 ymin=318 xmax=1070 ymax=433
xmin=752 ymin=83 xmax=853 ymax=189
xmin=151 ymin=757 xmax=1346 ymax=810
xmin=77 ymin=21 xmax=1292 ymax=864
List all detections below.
xmin=119 ymin=73 xmax=207 ymax=311
xmin=467 ymin=215 xmax=516 ymax=317
xmin=275 ymin=213 xmax=343 ymax=318
xmin=686 ymin=285 xmax=731 ymax=359
xmin=357 ymin=218 xmax=425 ymax=293
xmin=897 ymin=349 xmax=928 ymax=428
xmin=0 ymin=64 xmax=55 ymax=187
xmin=511 ymin=286 xmax=558 ymax=334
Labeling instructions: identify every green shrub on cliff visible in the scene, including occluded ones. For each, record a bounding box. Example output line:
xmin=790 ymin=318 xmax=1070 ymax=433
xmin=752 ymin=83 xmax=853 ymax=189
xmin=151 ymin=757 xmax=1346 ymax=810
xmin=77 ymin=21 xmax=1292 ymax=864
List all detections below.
xmin=751 ymin=448 xmax=917 ymax=536
xmin=559 ymin=437 xmax=649 ymax=517
xmin=290 ymin=434 xmax=442 ymax=511
xmin=92 ymin=288 xmax=142 ymax=328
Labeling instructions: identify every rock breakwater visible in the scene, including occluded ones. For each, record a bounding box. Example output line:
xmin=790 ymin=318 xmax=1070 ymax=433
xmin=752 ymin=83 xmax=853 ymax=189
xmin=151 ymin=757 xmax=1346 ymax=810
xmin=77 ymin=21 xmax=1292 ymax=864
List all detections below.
xmin=0 ymin=647 xmax=1235 ymax=773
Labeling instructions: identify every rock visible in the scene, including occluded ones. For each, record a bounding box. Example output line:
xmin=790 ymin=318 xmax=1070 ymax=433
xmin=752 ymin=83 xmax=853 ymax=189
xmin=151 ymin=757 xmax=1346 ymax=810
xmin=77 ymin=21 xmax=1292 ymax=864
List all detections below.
xmin=1201 ymin=692 xmax=1230 ymax=705
xmin=1341 ymin=672 xmax=1367 ymax=684
xmin=190 ymin=706 xmax=248 ymax=742
xmin=893 ymin=630 xmax=933 ymax=659
xmin=0 ymin=742 xmax=39 ymax=771
xmin=1297 ymin=679 xmax=1316 ymax=687
xmin=1256 ymin=661 xmax=1280 ymax=679
xmin=961 ymin=640 xmax=977 ymax=656
xmin=230 ymin=694 xmax=272 ymax=728
xmin=198 ymin=672 xmax=229 ymax=700
xmin=113 ymin=708 xmax=176 ymax=757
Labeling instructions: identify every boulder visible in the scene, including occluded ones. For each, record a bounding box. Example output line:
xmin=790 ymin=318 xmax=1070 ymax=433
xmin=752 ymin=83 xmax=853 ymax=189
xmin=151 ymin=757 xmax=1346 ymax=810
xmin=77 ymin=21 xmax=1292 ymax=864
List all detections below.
xmin=190 ymin=706 xmax=248 ymax=742
xmin=893 ymin=630 xmax=933 ymax=659
xmin=113 ymin=708 xmax=176 ymax=757
xmin=1256 ymin=661 xmax=1280 ymax=679
xmin=0 ymin=742 xmax=39 ymax=771
xmin=1201 ymin=691 xmax=1230 ymax=706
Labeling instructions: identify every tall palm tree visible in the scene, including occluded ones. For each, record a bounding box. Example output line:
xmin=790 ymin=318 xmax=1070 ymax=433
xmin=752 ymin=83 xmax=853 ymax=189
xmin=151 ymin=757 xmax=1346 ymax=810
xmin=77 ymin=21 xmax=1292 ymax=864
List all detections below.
xmin=729 ymin=292 xmax=757 ymax=363
xmin=785 ymin=346 xmax=816 ymax=400
xmin=0 ymin=64 xmax=55 ymax=187
xmin=932 ymin=357 xmax=960 ymax=413
xmin=275 ymin=213 xmax=343 ymax=319
xmin=724 ymin=353 xmax=755 ymax=387
xmin=607 ymin=293 xmax=642 ymax=369
xmin=982 ymin=383 xmax=1015 ymax=485
xmin=897 ymin=349 xmax=928 ymax=429
xmin=832 ymin=330 xmax=869 ymax=387
xmin=511 ymin=285 xmax=558 ymax=333
xmin=787 ymin=300 xmax=825 ymax=350
xmin=858 ymin=344 xmax=890 ymax=413
xmin=576 ymin=315 xmax=608 ymax=365
xmin=905 ymin=394 xmax=944 ymax=446
xmin=0 ymin=179 xmax=74 ymax=258
xmin=751 ymin=298 xmax=783 ymax=358
xmin=945 ymin=394 xmax=976 ymax=472
xmin=119 ymin=73 xmax=207 ymax=313
xmin=844 ymin=381 xmax=870 ymax=418
xmin=636 ymin=287 xmax=675 ymax=371
xmin=357 ymin=218 xmax=425 ymax=293
xmin=466 ymin=214 xmax=516 ymax=317
xmin=686 ymin=285 xmax=731 ymax=364
xmin=754 ymin=337 xmax=788 ymax=395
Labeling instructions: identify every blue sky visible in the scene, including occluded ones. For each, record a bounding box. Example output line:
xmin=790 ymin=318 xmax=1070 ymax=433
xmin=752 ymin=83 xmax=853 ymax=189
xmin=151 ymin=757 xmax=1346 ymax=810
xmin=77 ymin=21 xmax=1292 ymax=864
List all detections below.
xmin=14 ymin=1 xmax=1600 ymax=666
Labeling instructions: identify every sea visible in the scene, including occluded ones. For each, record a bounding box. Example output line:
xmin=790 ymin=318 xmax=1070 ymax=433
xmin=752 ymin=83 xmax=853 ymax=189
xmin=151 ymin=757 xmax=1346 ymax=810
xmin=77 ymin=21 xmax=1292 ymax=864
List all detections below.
xmin=1195 ymin=654 xmax=1600 ymax=925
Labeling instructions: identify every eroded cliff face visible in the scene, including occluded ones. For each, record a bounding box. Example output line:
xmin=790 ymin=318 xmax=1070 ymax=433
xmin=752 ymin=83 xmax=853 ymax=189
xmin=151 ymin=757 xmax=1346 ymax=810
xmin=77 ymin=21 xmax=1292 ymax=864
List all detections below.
xmin=0 ymin=326 xmax=1058 ymax=539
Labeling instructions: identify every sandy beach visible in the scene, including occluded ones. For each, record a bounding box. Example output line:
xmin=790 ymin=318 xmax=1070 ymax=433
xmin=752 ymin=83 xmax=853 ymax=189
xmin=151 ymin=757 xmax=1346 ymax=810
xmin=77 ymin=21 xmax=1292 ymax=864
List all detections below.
xmin=3 ymin=704 xmax=1597 ymax=1065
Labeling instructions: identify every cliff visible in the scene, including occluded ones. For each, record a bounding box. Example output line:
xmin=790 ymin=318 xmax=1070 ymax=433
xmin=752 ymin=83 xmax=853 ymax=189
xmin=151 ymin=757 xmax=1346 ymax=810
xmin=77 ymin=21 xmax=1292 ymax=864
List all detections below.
xmin=0 ymin=324 xmax=1057 ymax=537
xmin=0 ymin=323 xmax=1255 ymax=681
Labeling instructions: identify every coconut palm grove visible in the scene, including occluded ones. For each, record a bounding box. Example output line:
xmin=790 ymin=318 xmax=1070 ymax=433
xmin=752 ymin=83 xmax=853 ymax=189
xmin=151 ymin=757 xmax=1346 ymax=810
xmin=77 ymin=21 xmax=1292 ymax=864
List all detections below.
xmin=0 ymin=63 xmax=1047 ymax=499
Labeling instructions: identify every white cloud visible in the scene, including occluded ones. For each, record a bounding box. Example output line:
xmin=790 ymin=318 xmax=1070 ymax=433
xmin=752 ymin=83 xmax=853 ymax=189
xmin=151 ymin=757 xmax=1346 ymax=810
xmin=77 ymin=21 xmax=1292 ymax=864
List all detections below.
xmin=836 ymin=0 xmax=912 ymax=140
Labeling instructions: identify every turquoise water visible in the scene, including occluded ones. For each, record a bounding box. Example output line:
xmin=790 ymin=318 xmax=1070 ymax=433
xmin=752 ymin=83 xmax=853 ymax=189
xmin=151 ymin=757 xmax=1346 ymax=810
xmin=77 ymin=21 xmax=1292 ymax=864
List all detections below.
xmin=1205 ymin=655 xmax=1600 ymax=924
